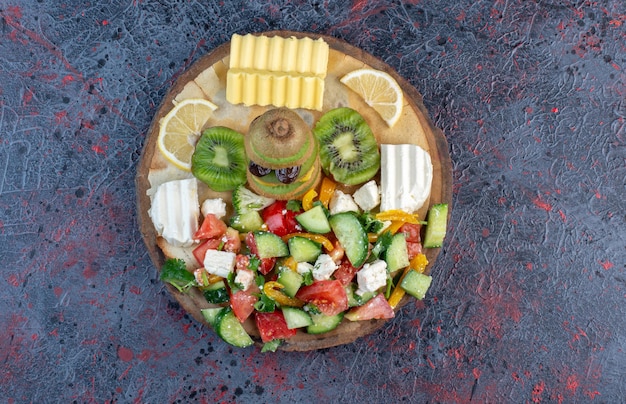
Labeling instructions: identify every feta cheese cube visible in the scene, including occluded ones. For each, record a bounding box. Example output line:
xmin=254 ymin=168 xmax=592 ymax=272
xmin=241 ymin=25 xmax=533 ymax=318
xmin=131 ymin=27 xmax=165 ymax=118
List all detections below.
xmin=356 ymin=259 xmax=388 ymax=296
xmin=234 ymin=268 xmax=255 ymax=291
xmin=353 ymin=180 xmax=380 ymax=212
xmin=201 ymin=198 xmax=227 ymax=219
xmin=296 ymin=262 xmax=314 ymax=276
xmin=312 ymin=254 xmax=338 ymax=280
xmin=203 ymin=249 xmax=236 ymax=278
xmin=329 ymin=190 xmax=360 ymax=215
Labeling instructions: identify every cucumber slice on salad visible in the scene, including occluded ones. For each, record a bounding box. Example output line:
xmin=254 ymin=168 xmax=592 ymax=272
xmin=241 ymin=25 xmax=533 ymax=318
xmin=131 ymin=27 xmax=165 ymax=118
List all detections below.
xmin=296 ymin=205 xmax=331 ymax=234
xmin=306 ymin=312 xmax=344 ymax=334
xmin=277 ymin=268 xmax=304 ymax=297
xmin=400 ymin=270 xmax=432 ymax=300
xmin=253 ymin=231 xmax=289 ymax=259
xmin=200 ymin=307 xmax=223 ymax=327
xmin=328 ymin=212 xmax=368 ymax=268
xmin=229 ymin=210 xmax=264 ymax=232
xmin=213 ymin=307 xmax=254 ymax=348
xmin=423 ymin=203 xmax=448 ymax=248
xmin=288 ymin=236 xmax=322 ymax=263
xmin=384 ymin=232 xmax=410 ymax=273
xmin=282 ymin=307 xmax=313 ymax=329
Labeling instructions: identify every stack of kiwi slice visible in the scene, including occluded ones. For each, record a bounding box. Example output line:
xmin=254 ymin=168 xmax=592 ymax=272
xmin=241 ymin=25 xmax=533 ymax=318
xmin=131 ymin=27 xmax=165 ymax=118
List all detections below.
xmin=245 ymin=108 xmax=322 ymax=200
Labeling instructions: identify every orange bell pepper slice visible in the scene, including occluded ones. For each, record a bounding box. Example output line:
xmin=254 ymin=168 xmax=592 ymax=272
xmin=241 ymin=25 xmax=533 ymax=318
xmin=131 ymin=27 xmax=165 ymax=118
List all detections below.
xmin=318 ymin=177 xmax=337 ymax=208
xmin=264 ymin=281 xmax=304 ymax=307
xmin=375 ymin=209 xmax=420 ymax=224
xmin=302 ymin=189 xmax=318 ymax=211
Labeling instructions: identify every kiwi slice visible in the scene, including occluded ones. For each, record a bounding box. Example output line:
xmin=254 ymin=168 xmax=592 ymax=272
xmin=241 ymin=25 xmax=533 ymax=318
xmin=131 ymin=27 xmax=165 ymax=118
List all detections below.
xmin=191 ymin=126 xmax=247 ymax=192
xmin=313 ymin=107 xmax=380 ymax=185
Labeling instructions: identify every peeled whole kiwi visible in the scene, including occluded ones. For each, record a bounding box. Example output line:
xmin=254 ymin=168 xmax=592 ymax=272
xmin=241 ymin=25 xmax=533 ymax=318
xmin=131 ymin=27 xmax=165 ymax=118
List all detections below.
xmin=245 ymin=108 xmax=314 ymax=169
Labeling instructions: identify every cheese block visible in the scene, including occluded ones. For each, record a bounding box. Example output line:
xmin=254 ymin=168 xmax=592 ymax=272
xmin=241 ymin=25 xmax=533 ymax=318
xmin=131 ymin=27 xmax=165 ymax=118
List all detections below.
xmin=149 ymin=178 xmax=200 ymax=248
xmin=380 ymin=144 xmax=433 ymax=213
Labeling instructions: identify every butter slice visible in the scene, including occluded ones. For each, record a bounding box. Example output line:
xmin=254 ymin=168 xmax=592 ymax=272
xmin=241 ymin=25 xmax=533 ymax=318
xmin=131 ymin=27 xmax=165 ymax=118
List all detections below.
xmin=149 ymin=178 xmax=199 ymax=247
xmin=380 ymin=144 xmax=433 ymax=213
xmin=226 ymin=33 xmax=329 ymax=110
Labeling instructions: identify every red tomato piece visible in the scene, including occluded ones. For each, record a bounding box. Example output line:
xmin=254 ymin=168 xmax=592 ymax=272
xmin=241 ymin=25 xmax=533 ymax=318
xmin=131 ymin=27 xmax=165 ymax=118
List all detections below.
xmin=261 ymin=201 xmax=301 ymax=237
xmin=333 ymin=259 xmax=359 ymax=286
xmin=400 ymin=223 xmax=421 ymax=243
xmin=344 ymin=293 xmax=395 ymax=321
xmin=222 ymin=227 xmax=241 ymax=253
xmin=230 ymin=289 xmax=258 ymax=323
xmin=406 ymin=241 xmax=423 ymax=261
xmin=296 ymin=280 xmax=348 ymax=316
xmin=192 ymin=238 xmax=222 ymax=265
xmin=255 ymin=311 xmax=297 ymax=343
xmin=194 ymin=214 xmax=227 ymax=240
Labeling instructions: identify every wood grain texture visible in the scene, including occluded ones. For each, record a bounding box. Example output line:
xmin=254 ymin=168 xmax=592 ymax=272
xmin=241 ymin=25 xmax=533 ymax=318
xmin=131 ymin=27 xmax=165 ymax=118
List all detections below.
xmin=136 ymin=31 xmax=452 ymax=351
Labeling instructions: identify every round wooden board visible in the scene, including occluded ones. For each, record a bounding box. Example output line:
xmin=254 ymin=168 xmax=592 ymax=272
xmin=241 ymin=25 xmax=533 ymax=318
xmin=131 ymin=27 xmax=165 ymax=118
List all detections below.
xmin=136 ymin=31 xmax=452 ymax=351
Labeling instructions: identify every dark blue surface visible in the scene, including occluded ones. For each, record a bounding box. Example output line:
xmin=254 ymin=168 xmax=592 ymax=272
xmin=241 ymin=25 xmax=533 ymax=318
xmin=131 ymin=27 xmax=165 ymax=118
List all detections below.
xmin=1 ymin=1 xmax=624 ymax=402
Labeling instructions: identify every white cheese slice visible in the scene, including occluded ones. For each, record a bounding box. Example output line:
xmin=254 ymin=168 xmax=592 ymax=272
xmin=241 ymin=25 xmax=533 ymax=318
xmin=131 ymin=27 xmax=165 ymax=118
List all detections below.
xmin=149 ymin=178 xmax=200 ymax=247
xmin=380 ymin=144 xmax=433 ymax=213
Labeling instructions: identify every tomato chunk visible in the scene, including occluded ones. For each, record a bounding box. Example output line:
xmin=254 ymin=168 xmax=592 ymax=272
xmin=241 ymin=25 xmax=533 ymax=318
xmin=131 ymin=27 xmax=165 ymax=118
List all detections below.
xmin=344 ymin=293 xmax=395 ymax=321
xmin=400 ymin=223 xmax=421 ymax=243
xmin=194 ymin=214 xmax=227 ymax=240
xmin=230 ymin=288 xmax=259 ymax=323
xmin=333 ymin=259 xmax=359 ymax=286
xmin=296 ymin=280 xmax=348 ymax=316
xmin=261 ymin=201 xmax=301 ymax=237
xmin=255 ymin=311 xmax=297 ymax=342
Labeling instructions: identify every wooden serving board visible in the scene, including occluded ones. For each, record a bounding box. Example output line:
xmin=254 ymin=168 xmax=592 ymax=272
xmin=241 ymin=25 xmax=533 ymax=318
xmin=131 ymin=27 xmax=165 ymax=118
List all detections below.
xmin=136 ymin=31 xmax=452 ymax=351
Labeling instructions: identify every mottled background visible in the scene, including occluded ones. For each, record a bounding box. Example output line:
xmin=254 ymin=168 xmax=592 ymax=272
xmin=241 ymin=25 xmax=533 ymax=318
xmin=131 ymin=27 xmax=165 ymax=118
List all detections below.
xmin=1 ymin=1 xmax=624 ymax=402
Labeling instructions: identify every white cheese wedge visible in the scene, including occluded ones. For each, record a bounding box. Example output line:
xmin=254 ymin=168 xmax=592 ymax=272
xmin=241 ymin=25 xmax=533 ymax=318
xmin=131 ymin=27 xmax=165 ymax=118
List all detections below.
xmin=204 ymin=249 xmax=237 ymax=278
xmin=356 ymin=259 xmax=388 ymax=296
xmin=149 ymin=178 xmax=199 ymax=247
xmin=380 ymin=144 xmax=433 ymax=213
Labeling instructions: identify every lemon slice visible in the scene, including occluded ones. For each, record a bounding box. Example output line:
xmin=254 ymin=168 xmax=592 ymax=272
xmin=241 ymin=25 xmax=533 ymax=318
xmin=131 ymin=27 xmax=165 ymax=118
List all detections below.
xmin=158 ymin=98 xmax=218 ymax=171
xmin=340 ymin=68 xmax=403 ymax=127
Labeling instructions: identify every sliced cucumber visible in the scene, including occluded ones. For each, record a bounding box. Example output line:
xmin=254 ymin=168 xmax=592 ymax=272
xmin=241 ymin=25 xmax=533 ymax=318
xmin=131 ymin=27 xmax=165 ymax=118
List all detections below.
xmin=423 ymin=203 xmax=448 ymax=248
xmin=288 ymin=236 xmax=322 ymax=263
xmin=282 ymin=307 xmax=313 ymax=329
xmin=229 ymin=210 xmax=264 ymax=232
xmin=384 ymin=233 xmax=410 ymax=273
xmin=345 ymin=284 xmax=375 ymax=307
xmin=296 ymin=205 xmax=331 ymax=234
xmin=277 ymin=268 xmax=304 ymax=297
xmin=200 ymin=307 xmax=223 ymax=327
xmin=400 ymin=270 xmax=432 ymax=300
xmin=214 ymin=307 xmax=254 ymax=348
xmin=254 ymin=231 xmax=289 ymax=259
xmin=329 ymin=212 xmax=368 ymax=268
xmin=307 ymin=312 xmax=344 ymax=334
